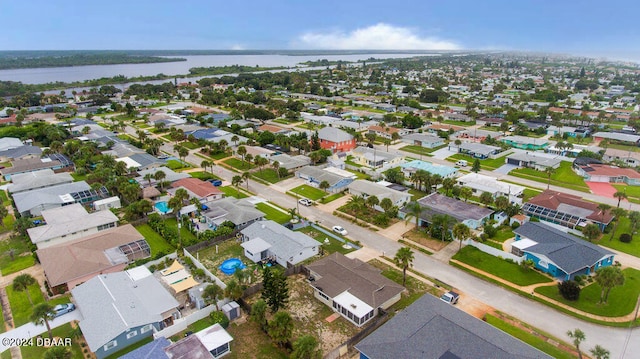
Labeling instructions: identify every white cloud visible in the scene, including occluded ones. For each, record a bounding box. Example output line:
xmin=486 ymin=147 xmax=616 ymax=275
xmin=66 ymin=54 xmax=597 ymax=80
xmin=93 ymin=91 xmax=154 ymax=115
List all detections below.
xmin=230 ymin=44 xmax=245 ymax=50
xmin=295 ymin=23 xmax=461 ymax=50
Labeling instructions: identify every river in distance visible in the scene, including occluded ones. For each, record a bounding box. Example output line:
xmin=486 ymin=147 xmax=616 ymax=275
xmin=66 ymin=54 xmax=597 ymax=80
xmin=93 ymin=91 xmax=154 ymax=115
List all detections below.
xmin=0 ymin=53 xmax=425 ymax=85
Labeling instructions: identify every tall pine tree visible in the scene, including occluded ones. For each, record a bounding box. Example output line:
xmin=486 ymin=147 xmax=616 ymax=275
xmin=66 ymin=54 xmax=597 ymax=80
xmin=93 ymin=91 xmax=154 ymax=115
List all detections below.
xmin=261 ymin=267 xmax=290 ymax=313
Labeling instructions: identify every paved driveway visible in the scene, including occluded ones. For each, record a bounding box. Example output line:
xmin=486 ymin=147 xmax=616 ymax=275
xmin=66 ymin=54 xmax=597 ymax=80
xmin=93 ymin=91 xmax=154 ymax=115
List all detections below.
xmin=430 ymin=146 xmax=458 ymax=160
xmin=0 ymin=309 xmax=83 ymax=353
xmin=586 ymin=181 xmax=617 ymax=198
xmin=493 ymin=163 xmax=518 ymax=174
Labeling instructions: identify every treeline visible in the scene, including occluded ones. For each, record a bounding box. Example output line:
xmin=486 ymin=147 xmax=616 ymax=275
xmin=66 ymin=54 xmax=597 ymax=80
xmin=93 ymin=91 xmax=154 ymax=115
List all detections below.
xmin=0 ymin=54 xmax=185 ymax=70
xmin=188 ymin=64 xmax=285 ymax=76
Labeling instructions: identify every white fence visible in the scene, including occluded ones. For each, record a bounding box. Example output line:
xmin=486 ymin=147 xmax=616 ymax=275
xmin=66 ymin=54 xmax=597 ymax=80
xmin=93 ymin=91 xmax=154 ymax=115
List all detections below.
xmin=183 ymin=248 xmax=227 ymax=289
xmin=463 ymin=239 xmax=523 ymax=263
xmin=143 ymin=252 xmax=178 ymax=269
xmin=153 ymin=305 xmax=218 ymax=339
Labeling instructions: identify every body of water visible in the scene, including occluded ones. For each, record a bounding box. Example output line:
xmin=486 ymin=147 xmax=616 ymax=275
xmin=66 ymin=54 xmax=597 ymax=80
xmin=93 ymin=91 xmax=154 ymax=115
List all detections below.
xmin=0 ymin=53 xmax=424 ymax=85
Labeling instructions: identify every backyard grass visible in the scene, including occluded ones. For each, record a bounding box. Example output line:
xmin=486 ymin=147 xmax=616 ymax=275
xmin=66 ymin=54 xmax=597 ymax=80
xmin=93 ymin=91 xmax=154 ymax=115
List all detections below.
xmin=223 ymin=158 xmax=255 ymax=171
xmin=400 ymin=144 xmax=446 ymax=156
xmin=219 ymin=186 xmax=249 ymax=199
xmin=0 ymin=235 xmax=35 ymax=276
xmin=318 ymin=192 xmax=344 ymax=204
xmin=255 ymin=203 xmax=291 ymax=224
xmin=208 ymin=151 xmax=232 ymax=160
xmin=0 ymin=255 xmax=35 ymax=276
xmin=597 ymin=216 xmax=640 ymax=256
xmin=252 ymin=168 xmax=287 ymax=184
xmin=535 ymin=268 xmax=640 ymax=317
xmin=103 ymin=336 xmax=154 ymax=359
xmin=289 ymin=185 xmax=326 ymax=201
xmin=452 ymin=246 xmax=553 ymax=286
xmin=509 ymin=161 xmax=589 ymax=192
xmin=296 ymin=226 xmax=355 ymax=255
xmin=7 ymin=286 xmax=71 ymax=327
xmin=21 ymin=323 xmax=84 ymax=359
xmin=189 ymin=171 xmax=221 ymax=181
xmin=485 ymin=314 xmax=576 ymax=359
xmin=345 ymin=169 xmax=371 ymax=180
xmin=69 ymin=172 xmax=87 ymax=182
xmin=165 ymin=218 xmax=198 ymax=245
xmin=196 ymin=239 xmax=251 ymax=281
xmin=446 ymin=153 xmax=511 ymax=170
xmin=408 ymin=188 xmax=429 ymax=201
xmin=492 ymin=226 xmax=515 ymax=242
xmin=226 ymin=319 xmax=289 ymax=359
xmin=134 ymin=224 xmax=176 ymax=256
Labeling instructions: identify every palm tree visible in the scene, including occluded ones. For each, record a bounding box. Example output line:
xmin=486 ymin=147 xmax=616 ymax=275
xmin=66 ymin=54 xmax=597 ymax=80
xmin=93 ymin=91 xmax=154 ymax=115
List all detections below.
xmin=453 ymin=223 xmax=471 ymax=251
xmin=589 ymin=345 xmax=610 ymax=359
xmin=224 ymin=280 xmax=244 ymax=301
xmin=567 ymin=328 xmax=586 ymax=359
xmin=597 ymin=203 xmax=611 ymax=228
xmin=242 ymin=171 xmax=251 ymax=190
xmin=319 ymin=180 xmax=330 ymax=193
xmin=442 ymin=177 xmax=455 ymax=196
xmin=13 ymin=274 xmax=37 ymax=307
xmin=393 ymin=247 xmax=414 ymax=286
xmin=365 ymin=195 xmax=379 ymax=210
xmin=43 ymin=346 xmax=72 ymax=359
xmin=613 ymin=190 xmax=628 ymax=208
xmin=231 ymin=135 xmax=239 ymax=146
xmin=154 ymin=170 xmax=167 ymax=190
xmin=232 ymin=175 xmax=243 ymax=197
xmin=236 ymin=145 xmax=247 ymax=163
xmin=404 ymin=201 xmax=423 ymax=229
xmin=143 ymin=173 xmax=154 ymax=187
xmin=272 ymin=161 xmax=281 ymax=178
xmin=432 ymin=214 xmax=456 ymax=242
xmin=544 ymin=167 xmax=555 ymax=189
xmin=609 ymin=208 xmax=627 ymax=241
xmin=31 ymin=303 xmax=56 ymax=339
xmin=460 ymin=187 xmax=473 ymax=202
xmin=201 ymin=160 xmax=211 ymax=173
xmin=202 ymin=283 xmax=223 ymax=310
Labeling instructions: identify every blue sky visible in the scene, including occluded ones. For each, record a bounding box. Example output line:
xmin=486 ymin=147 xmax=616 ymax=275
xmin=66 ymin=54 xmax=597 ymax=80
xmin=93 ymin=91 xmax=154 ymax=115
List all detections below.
xmin=2 ymin=0 xmax=639 ymax=61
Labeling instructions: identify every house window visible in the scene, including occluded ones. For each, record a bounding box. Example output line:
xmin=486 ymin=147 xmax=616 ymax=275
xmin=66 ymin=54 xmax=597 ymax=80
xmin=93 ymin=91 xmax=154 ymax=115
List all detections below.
xmin=103 ymin=340 xmax=117 ymax=351
xmin=318 ymin=291 xmax=329 ymax=301
xmin=140 ymin=324 xmax=153 ymax=334
xmin=126 ymin=331 xmax=137 ymax=339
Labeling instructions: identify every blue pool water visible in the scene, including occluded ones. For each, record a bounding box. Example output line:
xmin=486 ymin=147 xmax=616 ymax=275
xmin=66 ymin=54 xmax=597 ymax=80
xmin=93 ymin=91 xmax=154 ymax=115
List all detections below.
xmin=219 ymin=258 xmax=246 ymax=275
xmin=155 ymin=201 xmax=170 ymax=214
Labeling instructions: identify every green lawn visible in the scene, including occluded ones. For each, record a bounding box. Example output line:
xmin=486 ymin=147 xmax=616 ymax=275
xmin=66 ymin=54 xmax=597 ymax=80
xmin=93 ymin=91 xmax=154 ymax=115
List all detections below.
xmin=492 ymin=227 xmax=515 ymax=242
xmin=189 ymin=171 xmax=221 ymax=181
xmin=223 ymin=158 xmax=254 ymax=171
xmin=134 ymin=224 xmax=176 ymax=256
xmin=400 ymin=144 xmax=446 ymax=156
xmin=7 ymin=286 xmax=71 ymax=326
xmin=408 ymin=188 xmax=429 ymax=201
xmin=509 ymin=161 xmax=589 ymax=192
xmin=69 ymin=172 xmax=87 ymax=182
xmin=446 ymin=153 xmax=511 ymax=170
xmin=0 ymin=236 xmax=35 ymax=276
xmin=535 ymin=268 xmax=640 ymax=317
xmin=209 ymin=151 xmax=231 ymax=160
xmin=345 ymin=169 xmax=371 ymax=180
xmin=485 ymin=315 xmax=575 ymax=359
xmin=442 ymin=119 xmax=475 ymax=126
xmin=165 ymin=218 xmax=198 ymax=244
xmin=289 ymin=185 xmax=326 ymax=201
xmin=369 ymin=259 xmax=436 ymax=311
xmin=166 ymin=159 xmax=189 ymax=171
xmin=21 ymin=323 xmax=83 ymax=359
xmin=296 ymin=226 xmax=355 ymax=254
xmin=0 ymin=191 xmax=10 ymax=206
xmin=182 ymin=141 xmax=202 ymax=150
xmin=452 ymin=246 xmax=553 ymax=286
xmin=252 ymin=168 xmax=286 ymax=184
xmin=606 ymin=143 xmax=640 ymax=152
xmin=1 ymin=255 xmax=35 ymax=276
xmin=319 ymin=192 xmax=345 ymax=204
xmin=612 ymin=184 xmax=640 ymax=204
xmin=255 ymin=203 xmax=291 ymax=224
xmin=219 ymin=186 xmax=249 ymax=198
xmin=597 ymin=216 xmax=640 ymax=256
xmin=522 ymin=188 xmax=543 ymax=202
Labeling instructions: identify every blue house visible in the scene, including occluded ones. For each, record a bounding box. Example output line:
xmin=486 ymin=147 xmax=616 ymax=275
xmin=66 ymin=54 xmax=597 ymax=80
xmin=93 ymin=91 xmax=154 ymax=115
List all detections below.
xmin=71 ymin=267 xmax=180 ymax=359
xmin=512 ymin=222 xmax=614 ymax=280
xmin=295 ymin=166 xmax=354 ymax=193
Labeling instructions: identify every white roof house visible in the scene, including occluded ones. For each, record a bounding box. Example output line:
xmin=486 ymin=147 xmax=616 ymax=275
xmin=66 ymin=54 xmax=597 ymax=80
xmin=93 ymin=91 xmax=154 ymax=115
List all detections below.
xmin=348 ymin=180 xmax=412 ymax=210
xmin=240 ymin=220 xmax=320 ymax=267
xmin=456 ymin=173 xmax=525 ymax=204
xmin=12 ymin=181 xmax=92 ymax=216
xmin=8 ymin=169 xmax=73 ymax=194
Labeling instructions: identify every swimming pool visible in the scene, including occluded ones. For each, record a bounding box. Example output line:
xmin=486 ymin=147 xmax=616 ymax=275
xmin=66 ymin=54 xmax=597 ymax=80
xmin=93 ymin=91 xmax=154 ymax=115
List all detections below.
xmin=155 ymin=201 xmax=171 ymax=214
xmin=219 ymin=258 xmax=246 ymax=275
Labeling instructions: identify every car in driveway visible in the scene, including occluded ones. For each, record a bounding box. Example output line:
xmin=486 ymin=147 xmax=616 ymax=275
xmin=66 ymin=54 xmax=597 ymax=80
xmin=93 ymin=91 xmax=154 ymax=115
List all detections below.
xmin=53 ymin=303 xmax=76 ymax=318
xmin=298 ymin=198 xmax=313 ymax=206
xmin=440 ymin=291 xmax=460 ymax=305
xmin=332 ymin=225 xmax=348 ymax=236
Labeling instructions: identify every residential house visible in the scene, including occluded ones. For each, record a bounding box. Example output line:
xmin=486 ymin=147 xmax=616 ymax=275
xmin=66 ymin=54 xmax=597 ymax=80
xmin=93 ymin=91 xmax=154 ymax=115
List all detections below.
xmin=442 ymin=112 xmax=473 ymax=122
xmin=426 ymin=124 xmax=465 ymax=136
xmin=500 ymin=136 xmax=549 ymax=150
xmin=0 ymin=145 xmax=42 ymax=162
xmin=355 ymin=294 xmax=551 ymax=359
xmin=27 ymin=203 xmax=119 ymax=248
xmin=37 ymin=224 xmax=150 ymax=291
xmin=547 ymin=126 xmax=590 ymax=138
xmin=116 ymin=152 xmax=165 ymax=171
xmin=457 ymin=173 xmax=525 ymax=204
xmin=244 ymin=145 xmax=275 ymax=160
xmin=400 ymin=160 xmax=458 ymax=179
xmin=201 ymin=197 xmax=265 ymax=230
xmin=367 ymin=125 xmax=410 ymax=140
xmin=301 ymin=113 xmax=340 ymax=126
xmin=258 ymin=124 xmax=289 ymax=135
xmin=1 ymin=157 xmax=65 ymax=181
xmin=170 ymin=178 xmax=224 ymax=203
xmin=478 ymin=117 xmax=506 ymax=127
xmin=505 ymin=152 xmax=562 ymax=170
xmin=240 ymin=220 xmax=320 ymax=267
xmin=457 ymin=129 xmax=501 ymax=142
xmin=7 ymin=169 xmax=73 ymax=194
xmin=400 ymin=133 xmax=445 ymax=149
xmin=0 ymin=137 xmax=23 ymax=152
xmin=72 ymin=267 xmax=180 ymax=359
xmin=546 ymin=143 xmax=601 ymax=157
xmin=374 ymin=103 xmax=396 ymax=112
xmin=592 ymin=132 xmax=640 ymax=145
xmin=523 ymin=190 xmax=613 ymax=230
xmin=350 ymin=146 xmax=403 ymax=169
xmin=307 ymin=253 xmax=404 ymax=327
xmin=602 ymin=148 xmax=640 ymax=167
xmin=12 ymin=181 xmax=106 ymax=216
xmin=399 ymin=193 xmax=493 ymax=230
xmin=135 ymin=166 xmax=191 ymax=187
xmin=347 ymin=180 xmax=412 ymax=211
xmin=93 ymin=196 xmax=122 ymax=211
xmin=574 ymin=163 xmax=640 ymax=185
xmin=269 ymin=153 xmax=310 ymax=171
xmin=513 ymin=222 xmax=615 ymax=280
xmin=318 ymin=127 xmax=357 ymax=153
xmin=458 ymin=142 xmax=502 ymax=159
xmin=295 ymin=166 xmax=354 ymax=193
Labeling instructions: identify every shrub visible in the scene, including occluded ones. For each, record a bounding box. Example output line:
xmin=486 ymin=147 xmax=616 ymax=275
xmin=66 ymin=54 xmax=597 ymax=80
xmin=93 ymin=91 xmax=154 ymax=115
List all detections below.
xmin=510 ymin=221 xmax=520 ymax=230
xmin=483 ymin=224 xmax=498 ymax=238
xmin=210 ymin=311 xmax=230 ymax=328
xmin=619 ymin=233 xmax=632 ymax=243
xmin=373 ymin=213 xmax=389 ymax=226
xmin=558 ymin=280 xmax=581 ymax=301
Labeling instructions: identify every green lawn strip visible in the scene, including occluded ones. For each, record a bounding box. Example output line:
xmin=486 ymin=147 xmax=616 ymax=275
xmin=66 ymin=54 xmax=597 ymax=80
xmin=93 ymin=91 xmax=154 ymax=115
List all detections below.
xmin=7 ymin=286 xmax=71 ymax=326
xmin=251 ymin=168 xmax=285 ymax=184
xmin=446 ymin=153 xmax=510 ymax=170
xmin=21 ymin=323 xmax=83 ymax=359
xmin=400 ymin=144 xmax=446 ymax=156
xmin=522 ymin=188 xmax=543 ymax=202
xmin=509 ymin=162 xmax=589 ymax=192
xmin=442 ymin=120 xmax=475 ymax=126
xmin=188 ymin=171 xmax=221 ymax=181
xmin=452 ymin=246 xmax=552 ymax=286
xmin=345 ymin=169 xmax=371 ymax=180
xmin=319 ymin=192 xmax=344 ymax=204
xmin=1 ymin=255 xmax=35 ymax=276
xmin=69 ymin=172 xmax=87 ymax=182
xmin=398 ymin=239 xmax=433 ymax=255
xmin=408 ymin=188 xmax=429 ymax=201
xmin=219 ymin=186 xmax=249 ymax=199
xmin=296 ymin=227 xmax=354 ymax=255
xmin=483 ymin=240 xmax=504 ymax=250
xmin=166 ymin=159 xmax=189 ymax=171
xmin=597 ymin=216 xmax=640 ymax=256
xmin=289 ymin=185 xmax=326 ymax=201
xmin=165 ymin=218 xmax=198 ymax=244
xmin=0 ymin=349 xmax=9 ymax=359
xmin=484 ymin=314 xmax=576 ymax=359
xmin=535 ymin=268 xmax=640 ymax=317
xmin=449 ymin=261 xmax=637 ymax=327
xmin=255 ymin=203 xmax=291 ymax=224
xmin=103 ymin=336 xmax=154 ymax=359
xmin=223 ymin=158 xmax=255 ymax=171
xmin=182 ymin=141 xmax=202 ymax=150
xmin=134 ymin=224 xmax=175 ymax=256
xmin=0 ymin=235 xmax=35 ymax=275
xmin=607 ymin=143 xmax=640 ymax=152
xmin=492 ymin=227 xmax=515 ymax=242
xmin=0 ymin=191 xmax=10 ymax=206
xmin=612 ymin=184 xmax=640 ymax=202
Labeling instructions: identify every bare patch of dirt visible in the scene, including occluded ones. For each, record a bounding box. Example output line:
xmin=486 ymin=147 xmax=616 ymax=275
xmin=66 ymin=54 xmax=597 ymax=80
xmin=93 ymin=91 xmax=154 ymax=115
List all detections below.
xmin=403 ymin=229 xmax=449 ymax=251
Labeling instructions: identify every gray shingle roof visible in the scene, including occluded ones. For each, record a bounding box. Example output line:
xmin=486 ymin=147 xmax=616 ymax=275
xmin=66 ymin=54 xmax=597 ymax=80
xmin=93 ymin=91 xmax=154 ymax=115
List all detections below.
xmin=513 ymin=222 xmax=614 ymax=275
xmin=8 ymin=170 xmax=73 ymax=193
xmin=202 ymin=197 xmax=264 ymax=226
xmin=318 ymin=127 xmax=354 ymax=143
xmin=355 ymin=294 xmax=551 ymax=359
xmin=72 ymin=269 xmax=179 ymax=352
xmin=0 ymin=145 xmax=42 ymax=160
xmin=12 ymin=181 xmax=91 ymax=214
xmin=241 ymin=220 xmax=320 ymax=264
xmin=408 ymin=193 xmax=493 ymax=223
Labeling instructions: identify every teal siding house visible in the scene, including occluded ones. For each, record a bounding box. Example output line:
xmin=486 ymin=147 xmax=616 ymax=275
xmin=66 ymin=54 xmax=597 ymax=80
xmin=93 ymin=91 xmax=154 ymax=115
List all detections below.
xmin=500 ymin=135 xmax=549 ymax=150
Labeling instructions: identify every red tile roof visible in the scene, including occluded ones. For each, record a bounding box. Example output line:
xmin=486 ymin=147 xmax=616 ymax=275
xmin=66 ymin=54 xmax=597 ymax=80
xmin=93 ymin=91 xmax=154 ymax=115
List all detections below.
xmin=580 ymin=164 xmax=640 ymax=179
xmin=368 ymin=125 xmax=401 ymax=134
xmin=527 ymin=190 xmax=613 ymax=223
xmin=171 ymin=178 xmax=222 ymax=198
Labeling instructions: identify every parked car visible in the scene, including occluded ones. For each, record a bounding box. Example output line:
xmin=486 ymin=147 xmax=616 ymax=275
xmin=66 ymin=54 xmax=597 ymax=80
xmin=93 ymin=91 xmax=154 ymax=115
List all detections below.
xmin=298 ymin=198 xmax=313 ymax=206
xmin=209 ymin=179 xmax=223 ymax=186
xmin=440 ymin=291 xmax=460 ymax=305
xmin=53 ymin=303 xmax=76 ymax=318
xmin=332 ymin=225 xmax=348 ymax=236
